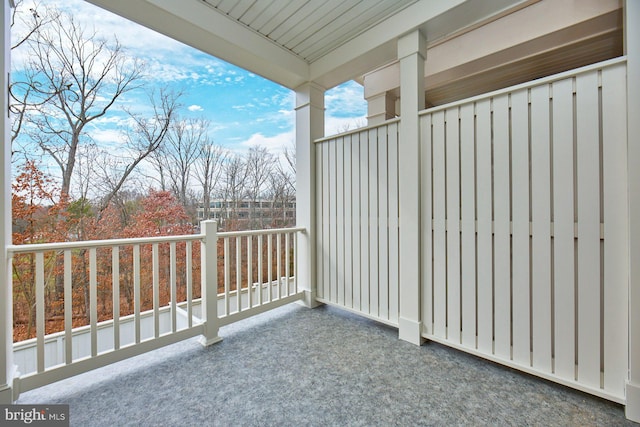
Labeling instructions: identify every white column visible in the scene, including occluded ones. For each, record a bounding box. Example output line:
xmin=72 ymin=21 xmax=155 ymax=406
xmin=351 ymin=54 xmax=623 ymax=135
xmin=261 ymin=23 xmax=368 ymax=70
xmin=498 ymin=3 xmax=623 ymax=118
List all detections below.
xmin=1 ymin=0 xmax=15 ymax=404
xmin=398 ymin=30 xmax=426 ymax=345
xmin=199 ymin=220 xmax=222 ymax=347
xmin=295 ymin=82 xmax=324 ymax=307
xmin=625 ymin=0 xmax=640 ymax=422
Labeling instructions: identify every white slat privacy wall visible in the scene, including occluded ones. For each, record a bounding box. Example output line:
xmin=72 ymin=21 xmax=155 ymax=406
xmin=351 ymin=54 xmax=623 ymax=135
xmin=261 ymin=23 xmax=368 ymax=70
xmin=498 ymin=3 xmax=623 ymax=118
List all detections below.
xmin=315 ymin=119 xmax=400 ymax=326
xmin=420 ymin=59 xmax=628 ymax=403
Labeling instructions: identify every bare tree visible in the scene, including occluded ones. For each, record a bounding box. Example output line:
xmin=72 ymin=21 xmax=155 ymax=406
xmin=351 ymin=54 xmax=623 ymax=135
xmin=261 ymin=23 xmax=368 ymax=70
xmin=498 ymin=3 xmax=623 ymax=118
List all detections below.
xmin=11 ymin=8 xmax=145 ymax=197
xmin=194 ymin=140 xmax=227 ymax=221
xmin=221 ymin=154 xmax=248 ymax=229
xmin=93 ymin=89 xmax=181 ymax=215
xmin=244 ymin=146 xmax=274 ymax=228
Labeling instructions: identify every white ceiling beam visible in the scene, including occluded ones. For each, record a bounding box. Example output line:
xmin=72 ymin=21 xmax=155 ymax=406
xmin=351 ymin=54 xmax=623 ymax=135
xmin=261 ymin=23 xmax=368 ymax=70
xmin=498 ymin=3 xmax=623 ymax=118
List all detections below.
xmin=85 ymin=0 xmax=310 ymax=89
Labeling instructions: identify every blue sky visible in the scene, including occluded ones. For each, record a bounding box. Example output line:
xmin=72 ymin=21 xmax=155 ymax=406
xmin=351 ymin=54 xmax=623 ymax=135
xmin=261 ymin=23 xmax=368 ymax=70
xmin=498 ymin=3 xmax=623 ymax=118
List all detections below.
xmin=11 ymin=0 xmax=367 ymax=158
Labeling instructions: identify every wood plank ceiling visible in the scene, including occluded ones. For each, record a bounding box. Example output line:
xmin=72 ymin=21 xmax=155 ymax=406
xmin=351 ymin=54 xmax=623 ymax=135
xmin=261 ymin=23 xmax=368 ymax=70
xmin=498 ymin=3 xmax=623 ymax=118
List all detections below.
xmin=202 ymin=0 xmax=418 ymax=63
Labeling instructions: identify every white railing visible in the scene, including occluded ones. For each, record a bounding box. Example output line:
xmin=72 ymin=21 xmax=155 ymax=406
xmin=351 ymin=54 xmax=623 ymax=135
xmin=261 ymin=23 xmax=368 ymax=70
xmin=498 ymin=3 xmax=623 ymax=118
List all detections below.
xmin=8 ymin=222 xmax=305 ymax=394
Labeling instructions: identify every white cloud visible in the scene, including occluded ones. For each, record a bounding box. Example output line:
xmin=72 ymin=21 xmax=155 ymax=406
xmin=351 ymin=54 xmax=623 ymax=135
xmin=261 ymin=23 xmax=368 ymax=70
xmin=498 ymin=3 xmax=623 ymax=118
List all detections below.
xmin=188 ymin=105 xmax=204 ymax=112
xmin=324 ymin=115 xmax=368 ymax=137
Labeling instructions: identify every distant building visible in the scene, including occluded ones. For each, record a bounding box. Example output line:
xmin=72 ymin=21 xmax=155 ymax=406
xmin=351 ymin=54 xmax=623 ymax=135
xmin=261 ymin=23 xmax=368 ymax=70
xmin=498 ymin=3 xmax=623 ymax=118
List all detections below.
xmin=196 ymin=198 xmax=296 ymax=229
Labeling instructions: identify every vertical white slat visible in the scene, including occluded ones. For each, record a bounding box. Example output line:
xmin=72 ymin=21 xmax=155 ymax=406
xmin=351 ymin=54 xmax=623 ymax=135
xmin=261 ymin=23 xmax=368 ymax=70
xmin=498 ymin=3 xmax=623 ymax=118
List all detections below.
xmin=293 ymin=232 xmax=298 ymax=294
xmin=352 ymin=132 xmax=362 ymax=311
xmin=432 ymin=110 xmax=447 ymax=339
xmin=153 ymin=243 xmax=160 ymax=339
xmin=344 ymin=134 xmax=354 ymax=308
xmin=576 ymin=71 xmax=601 ymax=387
xmin=277 ymin=233 xmax=282 ymax=300
xmin=89 ymin=247 xmax=97 ymax=357
xmin=186 ymin=241 xmax=193 ymax=328
xmin=329 ymin=137 xmax=338 ymax=303
xmin=460 ymin=104 xmax=476 ymax=348
xmin=236 ymin=236 xmax=242 ymax=311
xmin=476 ymin=99 xmax=493 ymax=354
xmin=64 ymin=250 xmax=73 ymax=364
xmin=530 ymin=84 xmax=552 ymax=372
xmin=369 ymin=127 xmax=380 ymax=318
xmin=257 ymin=234 xmax=263 ymax=305
xmin=421 ymin=114 xmax=434 ymax=335
xmin=446 ymin=107 xmax=461 ymax=343
xmin=224 ymin=237 xmax=231 ymax=314
xmin=493 ymin=94 xmax=511 ymax=359
xmin=511 ymin=88 xmax=531 ymax=365
xmin=388 ymin=122 xmax=400 ymax=324
xmin=112 ymin=247 xmax=120 ymax=349
xmin=133 ymin=244 xmax=141 ymax=344
xmin=551 ymin=78 xmax=576 ymax=380
xmin=267 ymin=234 xmax=273 ymax=303
xmin=248 ymin=235 xmax=253 ymax=306
xmin=378 ymin=125 xmax=390 ymax=321
xmin=336 ymin=136 xmax=345 ymax=306
xmin=360 ymin=129 xmax=370 ymax=314
xmin=284 ymin=233 xmax=290 ymax=296
xmin=35 ymin=252 xmax=45 ymax=373
xmin=315 ymin=143 xmax=324 ymax=300
xmin=170 ymin=241 xmax=177 ymax=332
xmin=601 ymin=63 xmax=628 ymax=395
xmin=322 ymin=142 xmax=331 ymax=301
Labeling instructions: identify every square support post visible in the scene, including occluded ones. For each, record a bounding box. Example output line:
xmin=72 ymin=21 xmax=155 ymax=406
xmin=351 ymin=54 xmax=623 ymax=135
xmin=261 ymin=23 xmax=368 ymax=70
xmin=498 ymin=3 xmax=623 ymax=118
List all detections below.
xmin=625 ymin=0 xmax=640 ymax=422
xmin=295 ymin=83 xmax=324 ymax=308
xmin=1 ymin=0 xmax=16 ymax=404
xmin=199 ymin=220 xmax=222 ymax=346
xmin=398 ymin=30 xmax=426 ymax=345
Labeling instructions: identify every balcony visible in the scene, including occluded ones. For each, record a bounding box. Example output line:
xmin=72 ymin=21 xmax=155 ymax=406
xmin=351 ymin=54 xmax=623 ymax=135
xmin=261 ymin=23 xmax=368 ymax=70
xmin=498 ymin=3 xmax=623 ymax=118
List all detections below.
xmin=15 ymin=303 xmax=632 ymax=426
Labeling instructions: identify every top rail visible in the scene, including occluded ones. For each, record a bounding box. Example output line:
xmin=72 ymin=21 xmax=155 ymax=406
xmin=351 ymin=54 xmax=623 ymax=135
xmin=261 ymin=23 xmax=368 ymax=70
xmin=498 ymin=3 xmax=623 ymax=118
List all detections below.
xmin=7 ymin=226 xmax=306 ymax=255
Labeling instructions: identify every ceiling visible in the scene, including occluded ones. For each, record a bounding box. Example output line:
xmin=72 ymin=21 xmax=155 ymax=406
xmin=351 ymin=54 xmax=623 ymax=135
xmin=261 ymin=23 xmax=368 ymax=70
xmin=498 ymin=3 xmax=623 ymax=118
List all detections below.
xmin=84 ymin=0 xmax=528 ymax=90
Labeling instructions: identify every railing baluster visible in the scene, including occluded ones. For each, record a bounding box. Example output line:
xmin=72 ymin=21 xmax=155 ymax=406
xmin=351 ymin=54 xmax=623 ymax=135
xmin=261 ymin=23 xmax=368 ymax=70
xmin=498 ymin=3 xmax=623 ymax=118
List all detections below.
xmin=224 ymin=237 xmax=230 ymax=316
xmin=153 ymin=243 xmax=159 ymax=339
xmin=186 ymin=241 xmax=193 ymax=328
xmin=170 ymin=241 xmax=177 ymax=333
xmin=294 ymin=232 xmax=298 ymax=294
xmin=112 ymin=246 xmax=120 ymax=350
xmin=134 ymin=244 xmax=141 ymax=344
xmin=285 ymin=232 xmax=290 ymax=296
xmin=267 ymin=234 xmax=272 ymax=303
xmin=89 ymin=248 xmax=97 ymax=358
xmin=64 ymin=250 xmax=72 ymax=364
xmin=277 ymin=233 xmax=282 ymax=300
xmin=35 ymin=252 xmax=45 ymax=373
xmin=236 ymin=236 xmax=242 ymax=312
xmin=258 ymin=234 xmax=263 ymax=306
xmin=247 ymin=235 xmax=253 ymax=309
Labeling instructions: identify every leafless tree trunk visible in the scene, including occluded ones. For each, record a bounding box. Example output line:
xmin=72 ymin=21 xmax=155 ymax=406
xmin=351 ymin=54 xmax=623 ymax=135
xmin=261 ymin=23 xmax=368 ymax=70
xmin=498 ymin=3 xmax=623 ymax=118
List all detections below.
xmin=194 ymin=140 xmax=227 ymax=221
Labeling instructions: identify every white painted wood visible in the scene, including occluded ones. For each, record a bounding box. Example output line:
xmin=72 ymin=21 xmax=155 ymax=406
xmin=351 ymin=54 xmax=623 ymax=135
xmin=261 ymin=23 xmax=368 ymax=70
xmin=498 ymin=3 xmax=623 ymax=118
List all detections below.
xmin=267 ymin=233 xmax=273 ymax=303
xmin=576 ymin=71 xmax=601 ymax=388
xmin=186 ymin=242 xmax=192 ymax=328
xmin=276 ymin=234 xmax=282 ymax=300
xmin=89 ymin=248 xmax=98 ymax=358
xmin=510 ymin=88 xmax=531 ymax=366
xmin=321 ymin=142 xmax=330 ymax=301
xmin=285 ymin=234 xmax=290 ymax=296
xmin=378 ymin=125 xmax=390 ymax=321
xmin=360 ymin=129 xmax=370 ymax=314
xmin=420 ymin=114 xmax=433 ymax=335
xmin=493 ymin=94 xmax=511 ymax=359
xmin=369 ymin=128 xmax=380 ymax=318
xmin=459 ymin=103 xmax=476 ymax=348
xmin=236 ymin=236 xmax=243 ymax=311
xmin=530 ymin=84 xmax=552 ymax=372
xmin=248 ymin=236 xmax=253 ymax=305
xmin=133 ymin=245 xmax=141 ymax=344
xmin=476 ymin=99 xmax=493 ymax=354
xmin=329 ymin=138 xmax=337 ymax=302
xmin=36 ymin=252 xmax=45 ymax=373
xmin=153 ymin=244 xmax=160 ymax=339
xmin=432 ymin=110 xmax=447 ymax=339
xmin=344 ymin=134 xmax=354 ymax=308
xmin=551 ymin=77 xmax=576 ymax=380
xmin=336 ymin=136 xmax=345 ymax=306
xmin=64 ymin=250 xmax=73 ymax=364
xmin=388 ymin=122 xmax=400 ymax=324
xmin=224 ymin=237 xmax=231 ymax=314
xmin=170 ymin=242 xmax=177 ymax=332
xmin=352 ymin=132 xmax=362 ymax=311
xmin=601 ymin=63 xmax=628 ymax=396
xmin=315 ymin=144 xmax=323 ymax=300
xmin=445 ymin=107 xmax=461 ymax=344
